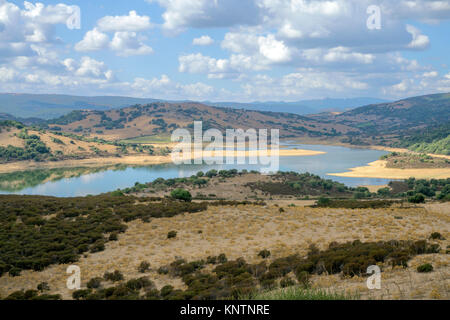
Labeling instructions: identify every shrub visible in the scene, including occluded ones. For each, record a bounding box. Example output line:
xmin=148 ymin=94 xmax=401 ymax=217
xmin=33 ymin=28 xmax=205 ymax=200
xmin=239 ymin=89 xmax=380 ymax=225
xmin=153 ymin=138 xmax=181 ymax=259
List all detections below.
xmin=138 ymin=261 xmax=151 ymax=273
xmin=429 ymin=232 xmax=445 ymax=240
xmin=167 ymin=231 xmax=177 ymax=239
xmin=109 ymin=232 xmax=119 ymax=241
xmin=37 ymin=282 xmax=50 ymax=292
xmin=8 ymin=267 xmax=21 ymax=277
xmin=160 ymin=285 xmax=174 ymax=297
xmin=258 ymin=250 xmax=271 ymax=259
xmin=409 ymin=193 xmax=425 ymax=203
xmin=87 ymin=277 xmax=103 ymax=289
xmin=104 ymin=270 xmax=124 ymax=282
xmin=170 ymin=189 xmax=192 ymax=202
xmin=218 ymin=253 xmax=228 ymax=264
xmin=417 ymin=263 xmax=433 ymax=273
xmin=296 ymin=271 xmax=311 ymax=289
xmin=126 ymin=277 xmax=154 ymax=290
xmin=72 ymin=289 xmax=92 ymax=300
xmin=157 ymin=266 xmax=169 ymax=275
xmin=90 ymin=240 xmax=105 ymax=253
xmin=206 ymin=256 xmax=217 ymax=264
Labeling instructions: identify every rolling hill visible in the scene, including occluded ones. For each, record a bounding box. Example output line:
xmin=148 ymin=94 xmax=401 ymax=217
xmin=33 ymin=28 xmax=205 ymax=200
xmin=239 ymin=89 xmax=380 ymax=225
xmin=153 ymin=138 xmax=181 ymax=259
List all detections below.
xmin=309 ymin=92 xmax=450 ymax=147
xmin=1 ymin=92 xmax=448 ymax=158
xmin=45 ymin=102 xmax=354 ymax=141
xmin=0 ymin=93 xmax=387 ymax=119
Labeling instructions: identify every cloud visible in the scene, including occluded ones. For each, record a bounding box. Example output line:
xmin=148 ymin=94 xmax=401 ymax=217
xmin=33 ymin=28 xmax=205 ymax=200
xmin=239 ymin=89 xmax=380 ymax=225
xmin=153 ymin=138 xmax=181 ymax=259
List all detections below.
xmin=258 ymin=34 xmax=291 ymax=63
xmin=406 ymin=25 xmax=430 ymax=49
xmin=0 ymin=0 xmax=77 ymax=56
xmin=129 ymin=74 xmax=215 ymax=99
xmin=97 ymin=10 xmax=152 ymax=32
xmin=192 ymin=35 xmax=214 ymax=46
xmin=239 ymin=70 xmax=370 ymax=100
xmin=75 ymin=28 xmax=109 ymax=52
xmin=302 ymin=47 xmax=375 ymax=65
xmin=423 ymin=71 xmax=438 ymax=78
xmin=148 ymin=0 xmax=263 ymax=34
xmin=110 ymin=32 xmax=153 ymax=56
xmin=178 ymin=52 xmax=271 ymax=79
xmin=75 ymin=11 xmax=153 ymax=56
xmin=179 ymin=53 xmax=234 ymax=79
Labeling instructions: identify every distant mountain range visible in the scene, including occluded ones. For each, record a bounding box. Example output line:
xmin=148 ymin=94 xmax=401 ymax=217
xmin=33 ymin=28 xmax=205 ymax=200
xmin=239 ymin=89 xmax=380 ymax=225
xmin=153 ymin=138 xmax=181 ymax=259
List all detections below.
xmin=206 ymin=97 xmax=388 ymax=115
xmin=0 ymin=93 xmax=388 ymax=120
xmin=1 ymin=92 xmax=449 ymax=154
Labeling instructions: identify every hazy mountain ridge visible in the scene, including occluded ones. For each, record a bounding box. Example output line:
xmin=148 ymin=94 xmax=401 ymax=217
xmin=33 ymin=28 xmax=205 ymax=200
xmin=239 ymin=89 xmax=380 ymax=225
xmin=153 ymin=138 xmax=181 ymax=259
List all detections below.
xmin=207 ymin=97 xmax=388 ymax=115
xmin=0 ymin=93 xmax=387 ymax=119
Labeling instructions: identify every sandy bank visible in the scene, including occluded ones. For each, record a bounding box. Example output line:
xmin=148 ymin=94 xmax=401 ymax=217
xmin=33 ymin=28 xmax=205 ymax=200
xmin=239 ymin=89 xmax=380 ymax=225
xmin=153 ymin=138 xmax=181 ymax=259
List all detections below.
xmin=0 ymin=148 xmax=324 ymax=174
xmin=329 ymin=160 xmax=450 ymax=180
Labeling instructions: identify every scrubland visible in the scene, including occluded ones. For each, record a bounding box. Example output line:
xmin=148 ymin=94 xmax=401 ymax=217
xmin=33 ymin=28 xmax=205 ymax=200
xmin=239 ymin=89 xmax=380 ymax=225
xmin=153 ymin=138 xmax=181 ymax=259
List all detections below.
xmin=1 ymin=201 xmax=448 ymax=300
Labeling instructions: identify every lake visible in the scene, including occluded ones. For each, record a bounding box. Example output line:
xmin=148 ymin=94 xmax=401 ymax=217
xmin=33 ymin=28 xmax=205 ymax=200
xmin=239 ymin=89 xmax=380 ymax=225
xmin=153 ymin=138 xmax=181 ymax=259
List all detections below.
xmin=0 ymin=144 xmax=390 ymax=197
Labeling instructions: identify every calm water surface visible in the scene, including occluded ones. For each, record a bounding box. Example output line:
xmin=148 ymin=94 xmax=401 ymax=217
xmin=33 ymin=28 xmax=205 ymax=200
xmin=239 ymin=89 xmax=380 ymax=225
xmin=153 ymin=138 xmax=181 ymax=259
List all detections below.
xmin=0 ymin=144 xmax=390 ymax=197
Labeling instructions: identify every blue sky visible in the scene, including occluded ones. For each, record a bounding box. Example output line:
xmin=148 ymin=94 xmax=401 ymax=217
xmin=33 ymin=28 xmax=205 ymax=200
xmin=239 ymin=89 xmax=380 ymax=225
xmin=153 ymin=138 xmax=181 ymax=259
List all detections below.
xmin=1 ymin=0 xmax=450 ymax=101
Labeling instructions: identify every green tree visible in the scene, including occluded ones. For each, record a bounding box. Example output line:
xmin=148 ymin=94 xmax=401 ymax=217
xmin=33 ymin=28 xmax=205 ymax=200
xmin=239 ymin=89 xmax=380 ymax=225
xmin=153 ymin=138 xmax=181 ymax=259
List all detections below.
xmin=171 ymin=188 xmax=192 ymax=202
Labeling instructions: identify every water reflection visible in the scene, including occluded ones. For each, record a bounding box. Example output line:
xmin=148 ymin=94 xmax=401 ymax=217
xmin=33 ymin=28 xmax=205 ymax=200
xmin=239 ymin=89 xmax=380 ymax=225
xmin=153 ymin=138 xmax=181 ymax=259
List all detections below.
xmin=0 ymin=144 xmax=390 ymax=197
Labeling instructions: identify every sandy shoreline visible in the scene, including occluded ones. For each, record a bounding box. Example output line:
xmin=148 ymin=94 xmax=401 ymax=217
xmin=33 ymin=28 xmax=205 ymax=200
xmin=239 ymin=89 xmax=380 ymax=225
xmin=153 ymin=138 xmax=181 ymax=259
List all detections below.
xmin=0 ymin=148 xmax=324 ymax=174
xmin=330 ymin=160 xmax=450 ymax=180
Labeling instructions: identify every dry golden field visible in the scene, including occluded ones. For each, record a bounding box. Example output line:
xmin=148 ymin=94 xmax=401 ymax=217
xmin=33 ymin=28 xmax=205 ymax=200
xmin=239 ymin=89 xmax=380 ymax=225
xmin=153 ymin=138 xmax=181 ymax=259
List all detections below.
xmin=1 ymin=201 xmax=448 ymax=300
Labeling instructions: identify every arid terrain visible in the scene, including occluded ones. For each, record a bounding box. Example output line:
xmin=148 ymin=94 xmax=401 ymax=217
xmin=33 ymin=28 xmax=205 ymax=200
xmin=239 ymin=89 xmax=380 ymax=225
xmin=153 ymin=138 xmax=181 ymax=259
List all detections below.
xmin=0 ymin=201 xmax=448 ymax=300
xmin=0 ymin=171 xmax=448 ymax=300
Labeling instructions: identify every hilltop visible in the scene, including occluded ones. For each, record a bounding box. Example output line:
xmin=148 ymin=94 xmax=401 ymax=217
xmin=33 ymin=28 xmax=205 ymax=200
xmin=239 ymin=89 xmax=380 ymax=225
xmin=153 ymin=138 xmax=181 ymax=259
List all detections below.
xmin=309 ymin=93 xmax=450 ymax=149
xmin=45 ymin=102 xmax=352 ymax=141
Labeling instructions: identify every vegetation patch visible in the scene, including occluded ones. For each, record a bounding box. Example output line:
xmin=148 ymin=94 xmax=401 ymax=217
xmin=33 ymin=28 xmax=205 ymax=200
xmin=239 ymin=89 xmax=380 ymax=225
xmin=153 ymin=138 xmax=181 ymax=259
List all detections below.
xmin=313 ymin=198 xmax=400 ymax=209
xmin=59 ymin=239 xmax=438 ymax=300
xmin=0 ymin=195 xmax=210 ymax=275
xmin=246 ymin=172 xmax=352 ymax=197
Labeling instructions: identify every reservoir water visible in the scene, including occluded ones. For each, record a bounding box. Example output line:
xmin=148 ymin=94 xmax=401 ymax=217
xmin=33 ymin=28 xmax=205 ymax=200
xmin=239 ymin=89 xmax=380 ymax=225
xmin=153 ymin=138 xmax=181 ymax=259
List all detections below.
xmin=0 ymin=144 xmax=390 ymax=197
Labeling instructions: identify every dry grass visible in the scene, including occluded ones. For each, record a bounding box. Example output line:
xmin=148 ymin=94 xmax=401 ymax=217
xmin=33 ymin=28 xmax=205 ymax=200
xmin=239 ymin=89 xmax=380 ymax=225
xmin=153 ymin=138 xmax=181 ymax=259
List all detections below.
xmin=0 ymin=202 xmax=448 ymax=300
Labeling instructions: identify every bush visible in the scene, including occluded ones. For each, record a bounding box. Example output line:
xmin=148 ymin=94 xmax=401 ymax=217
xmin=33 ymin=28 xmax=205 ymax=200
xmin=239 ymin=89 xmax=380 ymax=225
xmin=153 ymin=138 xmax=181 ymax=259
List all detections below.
xmin=167 ymin=231 xmax=177 ymax=239
xmin=8 ymin=267 xmax=21 ymax=277
xmin=296 ymin=271 xmax=311 ymax=289
xmin=138 ymin=261 xmax=151 ymax=273
xmin=258 ymin=250 xmax=271 ymax=259
xmin=126 ymin=277 xmax=154 ymax=290
xmin=160 ymin=285 xmax=174 ymax=297
xmin=206 ymin=256 xmax=217 ymax=264
xmin=72 ymin=289 xmax=91 ymax=300
xmin=87 ymin=277 xmax=103 ymax=289
xmin=429 ymin=232 xmax=445 ymax=240
xmin=171 ymin=189 xmax=192 ymax=202
xmin=157 ymin=266 xmax=169 ymax=275
xmin=109 ymin=232 xmax=119 ymax=241
xmin=409 ymin=193 xmax=425 ymax=203
xmin=37 ymin=282 xmax=50 ymax=292
xmin=90 ymin=240 xmax=105 ymax=253
xmin=104 ymin=270 xmax=124 ymax=282
xmin=417 ymin=263 xmax=433 ymax=273
xmin=218 ymin=253 xmax=228 ymax=264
